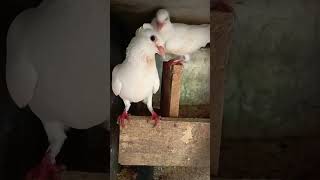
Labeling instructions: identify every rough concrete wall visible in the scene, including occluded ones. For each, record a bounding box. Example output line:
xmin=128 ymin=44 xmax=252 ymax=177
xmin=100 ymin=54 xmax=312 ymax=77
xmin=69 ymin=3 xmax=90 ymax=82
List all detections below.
xmin=153 ymin=49 xmax=210 ymax=107
xmin=223 ymin=0 xmax=320 ymax=138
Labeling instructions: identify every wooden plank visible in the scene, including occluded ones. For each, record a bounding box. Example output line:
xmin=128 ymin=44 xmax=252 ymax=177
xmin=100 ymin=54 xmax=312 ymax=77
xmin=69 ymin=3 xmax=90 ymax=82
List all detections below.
xmin=136 ymin=104 xmax=210 ymax=119
xmin=118 ymin=116 xmax=210 ymax=167
xmin=211 ymin=10 xmax=234 ymax=176
xmin=160 ymin=63 xmax=183 ymax=117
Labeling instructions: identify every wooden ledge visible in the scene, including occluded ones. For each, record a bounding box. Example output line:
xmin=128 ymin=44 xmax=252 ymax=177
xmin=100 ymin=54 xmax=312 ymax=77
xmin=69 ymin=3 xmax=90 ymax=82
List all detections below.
xmin=118 ymin=116 xmax=210 ymax=167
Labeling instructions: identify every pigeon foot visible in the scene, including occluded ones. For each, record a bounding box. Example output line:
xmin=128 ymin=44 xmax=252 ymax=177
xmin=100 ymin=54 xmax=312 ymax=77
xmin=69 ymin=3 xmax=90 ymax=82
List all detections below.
xmin=25 ymin=153 xmax=64 ymax=180
xmin=148 ymin=111 xmax=161 ymax=127
xmin=117 ymin=111 xmax=129 ymax=128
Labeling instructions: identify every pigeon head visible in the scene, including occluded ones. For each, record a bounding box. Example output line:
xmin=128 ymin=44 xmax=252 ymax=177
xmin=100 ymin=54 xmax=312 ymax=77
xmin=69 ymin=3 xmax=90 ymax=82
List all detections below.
xmin=155 ymin=9 xmax=170 ymax=31
xmin=127 ymin=24 xmax=165 ymax=60
xmin=135 ymin=23 xmax=165 ymax=57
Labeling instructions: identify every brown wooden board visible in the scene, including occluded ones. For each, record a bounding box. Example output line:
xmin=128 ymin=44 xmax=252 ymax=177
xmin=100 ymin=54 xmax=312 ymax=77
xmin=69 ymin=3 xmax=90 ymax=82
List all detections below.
xmin=118 ymin=116 xmax=210 ymax=167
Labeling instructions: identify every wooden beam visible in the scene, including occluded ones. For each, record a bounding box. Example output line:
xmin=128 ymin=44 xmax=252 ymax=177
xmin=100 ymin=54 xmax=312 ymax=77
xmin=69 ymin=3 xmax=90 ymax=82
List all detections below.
xmin=118 ymin=116 xmax=210 ymax=167
xmin=211 ymin=11 xmax=234 ymax=176
xmin=160 ymin=63 xmax=183 ymax=117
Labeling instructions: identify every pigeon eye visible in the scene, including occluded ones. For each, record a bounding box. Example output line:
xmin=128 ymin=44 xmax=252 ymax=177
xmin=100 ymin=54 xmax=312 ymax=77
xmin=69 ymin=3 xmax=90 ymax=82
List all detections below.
xmin=150 ymin=35 xmax=156 ymax=41
xmin=165 ymin=17 xmax=169 ymax=21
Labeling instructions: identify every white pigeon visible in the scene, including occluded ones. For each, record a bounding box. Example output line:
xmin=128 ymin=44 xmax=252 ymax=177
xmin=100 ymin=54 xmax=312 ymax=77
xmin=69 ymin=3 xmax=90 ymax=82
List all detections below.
xmin=151 ymin=9 xmax=210 ymax=66
xmin=112 ymin=23 xmax=165 ymax=128
xmin=6 ymin=0 xmax=108 ymax=179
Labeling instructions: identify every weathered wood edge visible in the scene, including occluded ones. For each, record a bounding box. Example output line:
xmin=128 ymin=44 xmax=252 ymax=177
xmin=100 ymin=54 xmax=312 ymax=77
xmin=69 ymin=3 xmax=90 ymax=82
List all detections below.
xmin=211 ymin=10 xmax=235 ymax=176
xmin=160 ymin=63 xmax=183 ymax=117
xmin=118 ymin=117 xmax=210 ymax=167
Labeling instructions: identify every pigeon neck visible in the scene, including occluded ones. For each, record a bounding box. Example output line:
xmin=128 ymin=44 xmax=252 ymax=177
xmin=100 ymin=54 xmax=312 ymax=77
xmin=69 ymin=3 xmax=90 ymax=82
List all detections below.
xmin=126 ymin=46 xmax=155 ymax=64
xmin=158 ymin=23 xmax=173 ymax=41
xmin=162 ymin=22 xmax=173 ymax=32
xmin=127 ymin=52 xmax=155 ymax=64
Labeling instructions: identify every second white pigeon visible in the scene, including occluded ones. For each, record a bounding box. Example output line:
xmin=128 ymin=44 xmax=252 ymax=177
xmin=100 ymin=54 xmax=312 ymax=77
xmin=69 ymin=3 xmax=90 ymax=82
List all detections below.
xmin=151 ymin=9 xmax=210 ymax=66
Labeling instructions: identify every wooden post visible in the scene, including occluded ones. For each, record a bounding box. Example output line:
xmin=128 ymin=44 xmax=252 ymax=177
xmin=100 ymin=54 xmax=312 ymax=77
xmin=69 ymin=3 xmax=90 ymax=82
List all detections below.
xmin=211 ymin=10 xmax=234 ymax=176
xmin=160 ymin=63 xmax=183 ymax=117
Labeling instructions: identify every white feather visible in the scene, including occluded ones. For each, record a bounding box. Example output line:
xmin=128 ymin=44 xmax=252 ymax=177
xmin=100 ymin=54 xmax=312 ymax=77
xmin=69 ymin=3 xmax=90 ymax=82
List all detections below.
xmin=153 ymin=77 xmax=160 ymax=94
xmin=111 ymin=65 xmax=122 ymax=96
xmin=164 ymin=23 xmax=210 ymax=55
xmin=6 ymin=60 xmax=38 ymax=108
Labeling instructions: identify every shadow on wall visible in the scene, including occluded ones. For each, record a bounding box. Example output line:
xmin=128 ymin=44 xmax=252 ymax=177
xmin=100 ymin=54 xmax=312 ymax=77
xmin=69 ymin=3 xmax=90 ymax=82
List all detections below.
xmin=223 ymin=0 xmax=320 ymax=139
xmin=110 ymin=7 xmax=167 ymax=38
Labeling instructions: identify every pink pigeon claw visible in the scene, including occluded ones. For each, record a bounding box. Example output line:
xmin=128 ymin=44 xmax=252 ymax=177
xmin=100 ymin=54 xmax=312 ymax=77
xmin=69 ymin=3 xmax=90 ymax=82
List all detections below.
xmin=150 ymin=111 xmax=161 ymax=127
xmin=117 ymin=111 xmax=129 ymax=128
xmin=25 ymin=153 xmax=65 ymax=180
xmin=164 ymin=58 xmax=185 ymax=68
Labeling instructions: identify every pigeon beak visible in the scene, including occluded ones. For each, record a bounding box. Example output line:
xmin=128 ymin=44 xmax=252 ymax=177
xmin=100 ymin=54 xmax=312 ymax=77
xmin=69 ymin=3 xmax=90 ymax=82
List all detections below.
xmin=156 ymin=20 xmax=164 ymax=31
xmin=156 ymin=45 xmax=165 ymax=57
